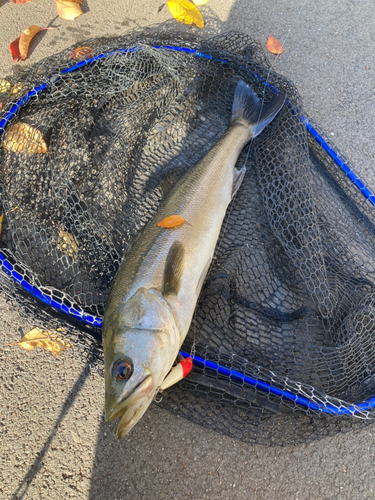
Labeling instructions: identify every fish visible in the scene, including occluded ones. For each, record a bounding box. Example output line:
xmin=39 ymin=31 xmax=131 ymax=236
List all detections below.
xmin=102 ymin=80 xmax=286 ymax=438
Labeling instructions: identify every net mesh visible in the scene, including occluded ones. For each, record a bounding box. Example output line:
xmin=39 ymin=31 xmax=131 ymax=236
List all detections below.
xmin=1 ymin=27 xmax=375 ymax=445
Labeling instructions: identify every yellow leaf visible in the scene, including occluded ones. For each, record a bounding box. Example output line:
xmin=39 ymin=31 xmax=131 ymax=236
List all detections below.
xmin=6 ymin=327 xmax=71 ymax=357
xmin=2 ymin=123 xmax=48 ymax=154
xmin=157 ymin=215 xmax=191 ymax=228
xmin=57 ymin=229 xmax=79 ymax=258
xmin=266 ymin=35 xmax=283 ymax=55
xmin=10 ymin=82 xmax=23 ymax=97
xmin=0 ymin=214 xmax=3 ymax=235
xmin=0 ymin=79 xmax=11 ymax=94
xmin=192 ymin=0 xmax=209 ymax=5
xmin=55 ymin=0 xmax=83 ymax=20
xmin=167 ymin=0 xmax=204 ymax=29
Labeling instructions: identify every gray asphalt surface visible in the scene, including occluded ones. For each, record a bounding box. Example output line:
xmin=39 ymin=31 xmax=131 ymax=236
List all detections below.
xmin=0 ymin=0 xmax=375 ymax=499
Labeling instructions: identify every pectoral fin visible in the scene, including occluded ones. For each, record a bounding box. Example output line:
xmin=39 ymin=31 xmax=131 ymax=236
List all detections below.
xmin=162 ymin=241 xmax=185 ymax=296
xmin=232 ymin=166 xmax=246 ymax=199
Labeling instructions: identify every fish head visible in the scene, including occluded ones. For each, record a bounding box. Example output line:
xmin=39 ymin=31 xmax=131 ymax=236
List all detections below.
xmin=103 ymin=287 xmax=180 ymax=438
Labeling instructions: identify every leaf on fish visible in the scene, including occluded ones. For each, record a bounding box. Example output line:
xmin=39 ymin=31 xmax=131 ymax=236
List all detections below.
xmin=10 ymin=26 xmax=55 ymax=63
xmin=0 ymin=79 xmax=11 ymax=94
xmin=157 ymin=215 xmax=191 ymax=228
xmin=192 ymin=0 xmax=209 ymax=5
xmin=55 ymin=0 xmax=83 ymax=20
xmin=266 ymin=35 xmax=283 ymax=55
xmin=167 ymin=0 xmax=204 ymax=29
xmin=69 ymin=46 xmax=94 ymax=60
xmin=56 ymin=229 xmax=79 ymax=258
xmin=2 ymin=123 xmax=48 ymax=154
xmin=6 ymin=327 xmax=71 ymax=357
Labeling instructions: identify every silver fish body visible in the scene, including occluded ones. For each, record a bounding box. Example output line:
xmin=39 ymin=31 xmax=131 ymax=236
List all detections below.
xmin=102 ymin=81 xmax=286 ymax=438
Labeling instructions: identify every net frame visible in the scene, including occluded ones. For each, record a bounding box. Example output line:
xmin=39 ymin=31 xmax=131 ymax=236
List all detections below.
xmin=1 ymin=28 xmax=375 ymax=444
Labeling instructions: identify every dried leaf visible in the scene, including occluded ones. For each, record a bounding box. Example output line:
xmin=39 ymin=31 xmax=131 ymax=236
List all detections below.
xmin=10 ymin=82 xmax=24 ymax=97
xmin=56 ymin=0 xmax=83 ymax=20
xmin=157 ymin=3 xmax=165 ymax=13
xmin=10 ymin=26 xmax=53 ymax=62
xmin=57 ymin=230 xmax=79 ymax=258
xmin=69 ymin=46 xmax=94 ymax=60
xmin=6 ymin=327 xmax=71 ymax=357
xmin=167 ymin=0 xmax=204 ymax=29
xmin=0 ymin=214 xmax=3 ymax=235
xmin=0 ymin=79 xmax=11 ymax=94
xmin=2 ymin=123 xmax=48 ymax=154
xmin=192 ymin=0 xmax=209 ymax=5
xmin=266 ymin=35 xmax=283 ymax=55
xmin=157 ymin=215 xmax=189 ymax=228
xmin=0 ymin=101 xmax=6 ymax=111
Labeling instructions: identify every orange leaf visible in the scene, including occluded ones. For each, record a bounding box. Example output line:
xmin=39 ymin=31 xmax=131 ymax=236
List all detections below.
xmin=56 ymin=0 xmax=83 ymax=20
xmin=157 ymin=215 xmax=190 ymax=228
xmin=11 ymin=0 xmax=33 ymax=3
xmin=167 ymin=0 xmax=204 ymax=29
xmin=266 ymin=35 xmax=283 ymax=55
xmin=10 ymin=26 xmax=53 ymax=62
xmin=69 ymin=46 xmax=94 ymax=60
xmin=6 ymin=327 xmax=71 ymax=357
xmin=2 ymin=123 xmax=48 ymax=154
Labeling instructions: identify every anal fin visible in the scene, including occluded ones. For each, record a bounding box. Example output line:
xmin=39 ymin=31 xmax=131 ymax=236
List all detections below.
xmin=232 ymin=166 xmax=246 ymax=199
xmin=162 ymin=241 xmax=185 ymax=296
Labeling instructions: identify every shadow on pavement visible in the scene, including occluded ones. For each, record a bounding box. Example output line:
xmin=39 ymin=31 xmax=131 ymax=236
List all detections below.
xmin=11 ymin=363 xmax=91 ymax=500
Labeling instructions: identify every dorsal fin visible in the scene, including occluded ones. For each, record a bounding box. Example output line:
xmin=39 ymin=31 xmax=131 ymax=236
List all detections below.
xmin=162 ymin=241 xmax=185 ymax=296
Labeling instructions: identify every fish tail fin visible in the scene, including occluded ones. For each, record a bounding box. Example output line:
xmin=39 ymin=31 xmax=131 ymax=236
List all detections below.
xmin=231 ymin=81 xmax=286 ymax=138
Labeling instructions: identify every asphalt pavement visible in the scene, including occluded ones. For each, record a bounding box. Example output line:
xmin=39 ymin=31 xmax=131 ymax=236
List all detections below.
xmin=0 ymin=0 xmax=374 ymax=499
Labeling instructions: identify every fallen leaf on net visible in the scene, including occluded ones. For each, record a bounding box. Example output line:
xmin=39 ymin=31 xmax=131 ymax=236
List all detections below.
xmin=157 ymin=215 xmax=191 ymax=228
xmin=10 ymin=82 xmax=24 ymax=97
xmin=57 ymin=229 xmax=79 ymax=258
xmin=2 ymin=123 xmax=48 ymax=154
xmin=192 ymin=0 xmax=209 ymax=5
xmin=56 ymin=0 xmax=83 ymax=20
xmin=167 ymin=0 xmax=204 ymax=29
xmin=10 ymin=26 xmax=54 ymax=62
xmin=266 ymin=35 xmax=283 ymax=55
xmin=69 ymin=46 xmax=94 ymax=60
xmin=6 ymin=327 xmax=71 ymax=357
xmin=0 ymin=79 xmax=11 ymax=94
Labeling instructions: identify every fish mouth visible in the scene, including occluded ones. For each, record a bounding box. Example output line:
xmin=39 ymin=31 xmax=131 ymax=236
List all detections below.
xmin=105 ymin=374 xmax=154 ymax=438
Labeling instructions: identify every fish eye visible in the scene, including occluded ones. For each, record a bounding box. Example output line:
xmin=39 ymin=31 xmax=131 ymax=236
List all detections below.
xmin=112 ymin=358 xmax=133 ymax=381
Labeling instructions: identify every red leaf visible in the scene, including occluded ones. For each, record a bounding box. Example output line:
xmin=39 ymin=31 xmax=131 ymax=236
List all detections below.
xmin=266 ymin=35 xmax=283 ymax=55
xmin=69 ymin=46 xmax=94 ymax=60
xmin=10 ymin=26 xmax=54 ymax=62
xmin=11 ymin=0 xmax=33 ymax=3
xmin=10 ymin=36 xmax=22 ymax=63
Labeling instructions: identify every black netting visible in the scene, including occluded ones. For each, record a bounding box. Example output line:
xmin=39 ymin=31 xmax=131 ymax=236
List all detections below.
xmin=1 ymin=27 xmax=375 ymax=445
